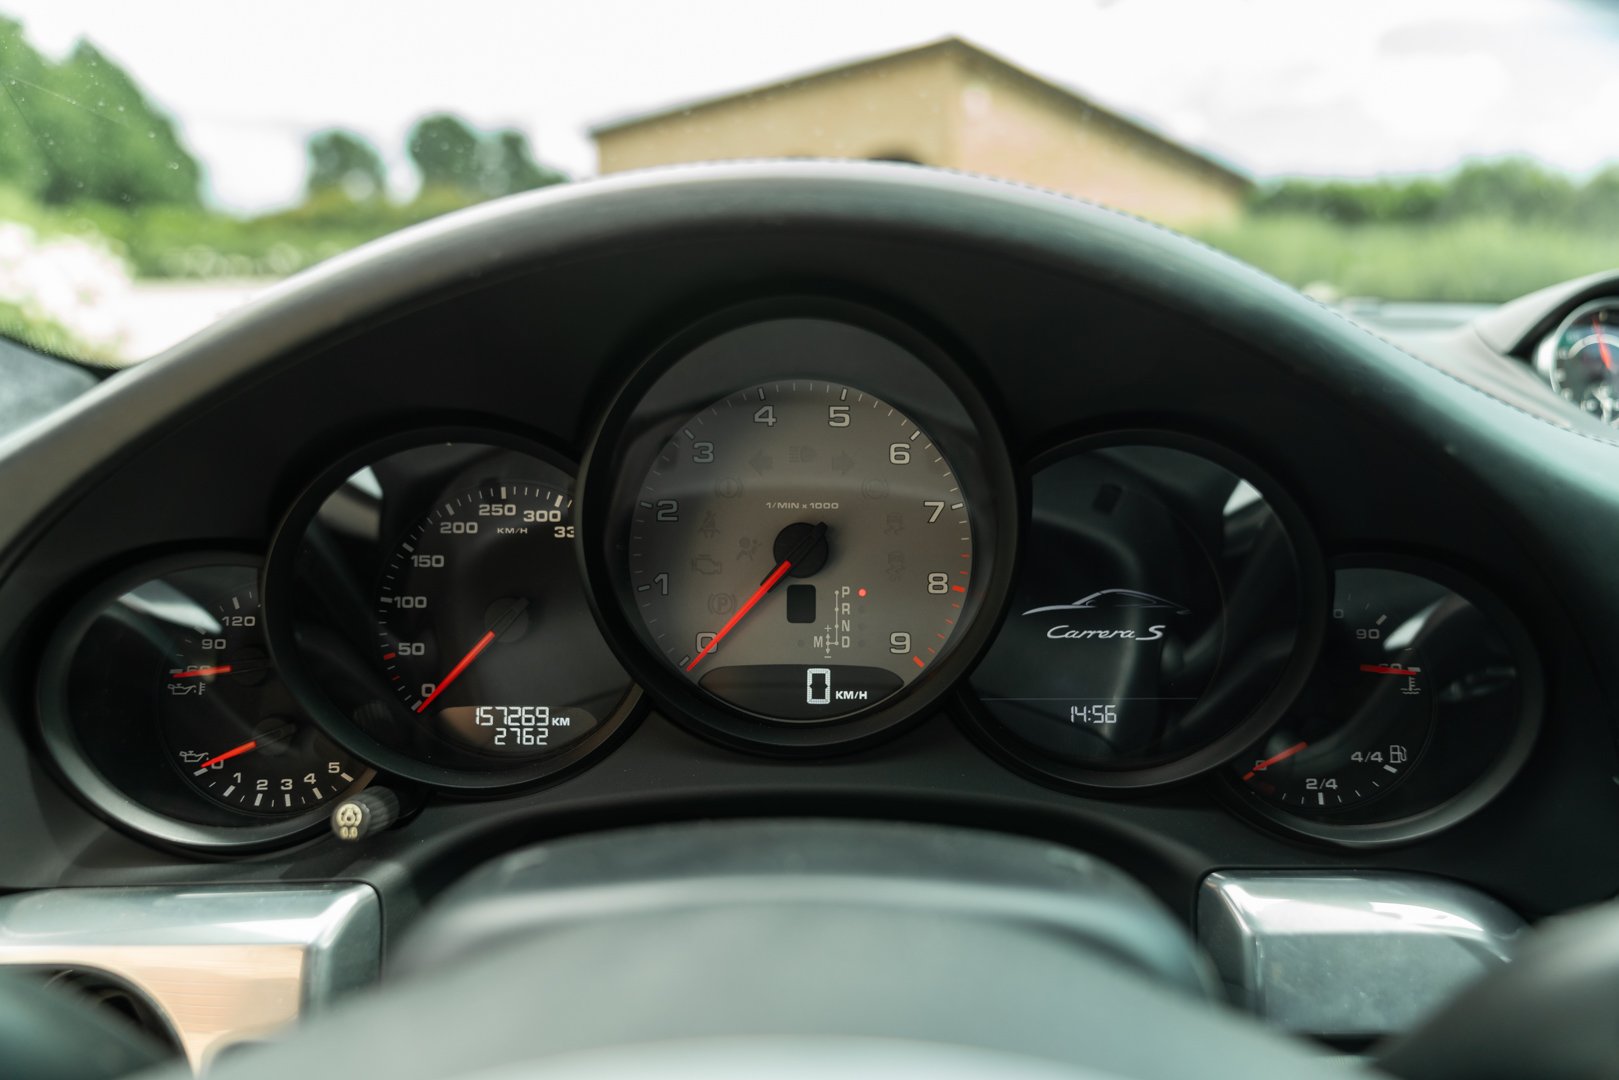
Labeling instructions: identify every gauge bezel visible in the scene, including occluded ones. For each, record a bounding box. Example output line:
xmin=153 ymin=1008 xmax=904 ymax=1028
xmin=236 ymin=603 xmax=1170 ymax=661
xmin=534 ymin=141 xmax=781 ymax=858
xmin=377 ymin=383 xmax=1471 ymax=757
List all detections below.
xmin=263 ymin=425 xmax=644 ymax=791
xmin=36 ymin=550 xmax=375 ymax=851
xmin=1533 ymin=297 xmax=1619 ymax=424
xmin=954 ymin=428 xmax=1328 ymax=792
xmin=1216 ymin=552 xmax=1544 ymax=848
xmin=578 ymin=296 xmax=1021 ymax=756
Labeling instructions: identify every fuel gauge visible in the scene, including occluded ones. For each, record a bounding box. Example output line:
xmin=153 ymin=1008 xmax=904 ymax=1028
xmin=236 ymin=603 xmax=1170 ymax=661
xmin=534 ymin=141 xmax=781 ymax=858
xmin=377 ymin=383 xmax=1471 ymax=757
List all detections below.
xmin=1231 ymin=561 xmax=1540 ymax=845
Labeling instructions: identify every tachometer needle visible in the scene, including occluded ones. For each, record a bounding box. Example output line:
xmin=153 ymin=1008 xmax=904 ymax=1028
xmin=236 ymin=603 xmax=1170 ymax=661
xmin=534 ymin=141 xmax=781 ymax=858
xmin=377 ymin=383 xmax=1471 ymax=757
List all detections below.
xmin=415 ymin=598 xmax=530 ymax=713
xmin=1596 ymin=319 xmax=1614 ymax=373
xmin=686 ymin=522 xmax=828 ymax=672
xmin=1242 ymin=740 xmax=1309 ymax=782
xmin=1359 ymin=664 xmax=1420 ymax=676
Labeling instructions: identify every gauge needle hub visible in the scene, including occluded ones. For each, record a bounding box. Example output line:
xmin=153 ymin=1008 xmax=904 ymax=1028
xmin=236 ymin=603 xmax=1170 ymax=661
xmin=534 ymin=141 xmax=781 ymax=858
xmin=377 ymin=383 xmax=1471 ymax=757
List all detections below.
xmin=415 ymin=598 xmax=530 ymax=714
xmin=1242 ymin=740 xmax=1309 ymax=782
xmin=686 ymin=522 xmax=827 ymax=672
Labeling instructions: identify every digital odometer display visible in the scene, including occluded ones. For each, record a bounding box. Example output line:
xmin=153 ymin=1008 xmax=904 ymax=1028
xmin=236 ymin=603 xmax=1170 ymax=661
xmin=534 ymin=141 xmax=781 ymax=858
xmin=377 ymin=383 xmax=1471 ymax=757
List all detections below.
xmin=624 ymin=381 xmax=974 ymax=721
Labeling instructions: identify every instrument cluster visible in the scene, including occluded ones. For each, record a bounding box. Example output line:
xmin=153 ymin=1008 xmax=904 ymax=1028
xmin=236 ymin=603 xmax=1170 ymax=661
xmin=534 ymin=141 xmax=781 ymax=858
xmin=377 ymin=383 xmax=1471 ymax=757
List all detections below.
xmin=33 ymin=300 xmax=1543 ymax=851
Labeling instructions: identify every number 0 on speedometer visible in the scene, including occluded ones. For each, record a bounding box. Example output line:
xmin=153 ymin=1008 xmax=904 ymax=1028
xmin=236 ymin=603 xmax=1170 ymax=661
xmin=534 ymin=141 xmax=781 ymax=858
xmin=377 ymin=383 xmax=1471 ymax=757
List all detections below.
xmin=626 ymin=381 xmax=973 ymax=721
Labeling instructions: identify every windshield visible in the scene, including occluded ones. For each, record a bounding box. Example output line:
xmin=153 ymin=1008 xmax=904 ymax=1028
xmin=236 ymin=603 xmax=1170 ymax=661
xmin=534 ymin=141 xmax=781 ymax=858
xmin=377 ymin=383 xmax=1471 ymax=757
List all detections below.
xmin=0 ymin=0 xmax=1614 ymax=365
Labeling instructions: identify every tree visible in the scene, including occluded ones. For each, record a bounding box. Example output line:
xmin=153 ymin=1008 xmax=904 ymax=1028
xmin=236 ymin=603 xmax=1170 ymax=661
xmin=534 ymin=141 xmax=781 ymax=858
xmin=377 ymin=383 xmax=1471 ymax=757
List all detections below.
xmin=0 ymin=23 xmax=201 ymax=208
xmin=479 ymin=129 xmax=565 ymax=197
xmin=0 ymin=17 xmax=55 ymax=200
xmin=305 ymin=129 xmax=386 ymax=201
xmin=408 ymin=113 xmax=482 ymax=194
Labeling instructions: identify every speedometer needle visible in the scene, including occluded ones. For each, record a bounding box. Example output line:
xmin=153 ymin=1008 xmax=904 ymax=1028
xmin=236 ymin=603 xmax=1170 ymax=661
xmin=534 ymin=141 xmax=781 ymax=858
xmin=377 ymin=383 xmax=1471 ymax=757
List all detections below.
xmin=1596 ymin=318 xmax=1614 ymax=373
xmin=415 ymin=598 xmax=530 ymax=714
xmin=1242 ymin=740 xmax=1308 ymax=782
xmin=686 ymin=522 xmax=827 ymax=672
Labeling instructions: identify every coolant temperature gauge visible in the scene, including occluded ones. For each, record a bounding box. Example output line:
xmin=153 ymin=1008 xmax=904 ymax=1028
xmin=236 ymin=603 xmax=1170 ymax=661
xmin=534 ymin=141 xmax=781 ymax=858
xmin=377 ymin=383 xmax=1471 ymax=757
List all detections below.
xmin=1236 ymin=569 xmax=1438 ymax=812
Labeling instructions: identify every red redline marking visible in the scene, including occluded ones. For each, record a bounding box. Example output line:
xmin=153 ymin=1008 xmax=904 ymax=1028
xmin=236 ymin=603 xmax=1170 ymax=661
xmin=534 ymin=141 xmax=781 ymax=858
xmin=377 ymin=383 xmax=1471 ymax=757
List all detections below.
xmin=1360 ymin=664 xmax=1420 ymax=676
xmin=170 ymin=665 xmax=232 ymax=679
xmin=1242 ymin=740 xmax=1309 ymax=782
xmin=686 ymin=558 xmax=794 ymax=672
xmin=950 ymin=585 xmax=966 ymax=592
xmin=912 ymin=655 xmax=926 ymax=668
xmin=382 ymin=651 xmax=397 ymax=661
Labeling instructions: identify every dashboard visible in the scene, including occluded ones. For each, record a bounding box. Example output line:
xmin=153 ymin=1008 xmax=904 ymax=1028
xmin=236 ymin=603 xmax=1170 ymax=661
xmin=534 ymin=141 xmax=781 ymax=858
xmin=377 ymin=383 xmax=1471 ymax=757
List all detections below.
xmin=3 ymin=163 xmax=1619 ymax=1068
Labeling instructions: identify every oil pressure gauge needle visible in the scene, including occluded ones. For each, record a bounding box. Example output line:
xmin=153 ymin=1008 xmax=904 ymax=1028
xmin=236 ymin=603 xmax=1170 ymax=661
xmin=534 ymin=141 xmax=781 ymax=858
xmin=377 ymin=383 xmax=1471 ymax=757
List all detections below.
xmin=414 ymin=598 xmax=529 ymax=714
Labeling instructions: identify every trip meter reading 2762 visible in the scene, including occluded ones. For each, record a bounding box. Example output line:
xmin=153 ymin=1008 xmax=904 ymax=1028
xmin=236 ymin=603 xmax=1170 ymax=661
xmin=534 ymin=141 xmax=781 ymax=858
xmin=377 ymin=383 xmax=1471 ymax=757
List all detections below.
xmin=625 ymin=381 xmax=974 ymax=722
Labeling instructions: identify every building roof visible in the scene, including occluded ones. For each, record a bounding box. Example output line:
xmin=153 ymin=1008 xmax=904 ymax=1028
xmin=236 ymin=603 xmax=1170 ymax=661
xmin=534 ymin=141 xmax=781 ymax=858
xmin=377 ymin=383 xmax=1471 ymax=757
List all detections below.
xmin=589 ymin=36 xmax=1250 ymax=189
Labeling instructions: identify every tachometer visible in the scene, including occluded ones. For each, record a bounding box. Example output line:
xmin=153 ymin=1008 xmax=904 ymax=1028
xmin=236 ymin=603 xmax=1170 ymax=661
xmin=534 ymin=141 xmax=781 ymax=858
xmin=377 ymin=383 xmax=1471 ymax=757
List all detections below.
xmin=625 ymin=381 xmax=972 ymax=721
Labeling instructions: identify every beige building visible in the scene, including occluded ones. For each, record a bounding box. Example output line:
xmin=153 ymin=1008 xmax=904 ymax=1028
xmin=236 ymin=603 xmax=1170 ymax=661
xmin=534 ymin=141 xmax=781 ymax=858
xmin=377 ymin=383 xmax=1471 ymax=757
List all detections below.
xmin=592 ymin=37 xmax=1250 ymax=228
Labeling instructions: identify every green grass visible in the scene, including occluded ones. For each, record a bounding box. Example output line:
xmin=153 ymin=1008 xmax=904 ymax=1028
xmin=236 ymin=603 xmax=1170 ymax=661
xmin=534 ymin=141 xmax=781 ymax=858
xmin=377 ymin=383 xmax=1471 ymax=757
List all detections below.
xmin=1193 ymin=214 xmax=1619 ymax=302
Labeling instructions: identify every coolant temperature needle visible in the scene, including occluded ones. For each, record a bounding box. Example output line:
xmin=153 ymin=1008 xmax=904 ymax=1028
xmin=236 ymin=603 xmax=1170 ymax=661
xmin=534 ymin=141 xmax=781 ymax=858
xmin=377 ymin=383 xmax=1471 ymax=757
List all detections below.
xmin=1242 ymin=740 xmax=1309 ymax=782
xmin=415 ymin=598 xmax=530 ymax=714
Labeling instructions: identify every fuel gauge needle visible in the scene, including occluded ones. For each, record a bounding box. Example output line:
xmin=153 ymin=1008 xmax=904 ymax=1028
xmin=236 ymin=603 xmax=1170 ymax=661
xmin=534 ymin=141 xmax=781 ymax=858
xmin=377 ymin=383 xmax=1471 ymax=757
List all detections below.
xmin=1242 ymin=740 xmax=1309 ymax=782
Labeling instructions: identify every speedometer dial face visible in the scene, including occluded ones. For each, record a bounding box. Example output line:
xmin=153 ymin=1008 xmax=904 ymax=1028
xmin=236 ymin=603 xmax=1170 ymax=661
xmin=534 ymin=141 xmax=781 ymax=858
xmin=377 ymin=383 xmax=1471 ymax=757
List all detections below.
xmin=265 ymin=435 xmax=638 ymax=790
xmin=376 ymin=481 xmax=608 ymax=756
xmin=626 ymin=381 xmax=972 ymax=721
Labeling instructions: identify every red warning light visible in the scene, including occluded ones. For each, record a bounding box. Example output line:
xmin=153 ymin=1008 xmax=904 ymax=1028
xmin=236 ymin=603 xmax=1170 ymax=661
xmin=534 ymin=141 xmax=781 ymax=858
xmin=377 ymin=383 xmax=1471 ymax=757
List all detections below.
xmin=857 ymin=588 xmax=868 ymax=597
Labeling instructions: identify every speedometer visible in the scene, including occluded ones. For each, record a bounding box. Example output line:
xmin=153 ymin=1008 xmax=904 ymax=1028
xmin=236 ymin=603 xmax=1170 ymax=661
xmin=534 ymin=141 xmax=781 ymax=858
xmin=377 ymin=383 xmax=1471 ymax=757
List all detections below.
xmin=375 ymin=481 xmax=603 ymax=755
xmin=626 ymin=381 xmax=972 ymax=721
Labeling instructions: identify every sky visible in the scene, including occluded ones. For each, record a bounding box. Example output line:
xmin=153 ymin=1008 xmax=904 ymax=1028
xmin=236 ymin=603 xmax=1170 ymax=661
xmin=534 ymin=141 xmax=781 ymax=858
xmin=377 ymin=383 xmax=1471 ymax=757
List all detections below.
xmin=8 ymin=0 xmax=1619 ymax=212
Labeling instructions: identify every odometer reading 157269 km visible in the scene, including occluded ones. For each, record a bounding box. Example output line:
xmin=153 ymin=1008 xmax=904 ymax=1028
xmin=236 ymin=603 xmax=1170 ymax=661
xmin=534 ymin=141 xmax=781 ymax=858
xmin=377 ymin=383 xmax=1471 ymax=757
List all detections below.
xmin=625 ymin=381 xmax=973 ymax=721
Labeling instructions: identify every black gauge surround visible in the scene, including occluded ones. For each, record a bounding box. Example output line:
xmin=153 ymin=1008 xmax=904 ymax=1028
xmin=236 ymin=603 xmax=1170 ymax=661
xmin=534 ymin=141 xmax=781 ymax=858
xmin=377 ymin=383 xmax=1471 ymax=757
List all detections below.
xmin=960 ymin=433 xmax=1326 ymax=791
xmin=264 ymin=428 xmax=640 ymax=790
xmin=1535 ymin=298 xmax=1619 ymax=425
xmin=37 ymin=552 xmax=372 ymax=849
xmin=580 ymin=299 xmax=1019 ymax=754
xmin=1225 ymin=556 xmax=1542 ymax=847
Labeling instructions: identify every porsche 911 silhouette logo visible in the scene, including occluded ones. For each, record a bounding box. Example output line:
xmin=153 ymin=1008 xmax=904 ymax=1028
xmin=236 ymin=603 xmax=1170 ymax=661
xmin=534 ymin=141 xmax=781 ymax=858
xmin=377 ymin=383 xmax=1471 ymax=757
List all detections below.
xmin=1023 ymin=589 xmax=1190 ymax=642
xmin=1021 ymin=589 xmax=1191 ymax=616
